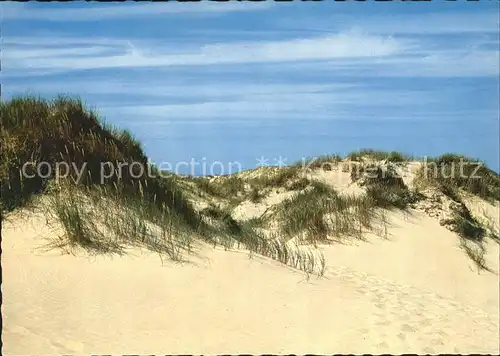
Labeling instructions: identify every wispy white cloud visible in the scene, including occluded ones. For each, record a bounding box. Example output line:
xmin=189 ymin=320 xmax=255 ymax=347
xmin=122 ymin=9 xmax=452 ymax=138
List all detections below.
xmin=8 ymin=81 xmax=444 ymax=125
xmin=275 ymin=11 xmax=500 ymax=35
xmin=5 ymin=46 xmax=116 ymax=59
xmin=7 ymin=82 xmax=356 ymax=98
xmin=5 ymin=76 xmax=445 ymax=123
xmin=1 ymin=1 xmax=272 ymax=21
xmin=4 ymin=30 xmax=497 ymax=78
xmin=308 ymin=49 xmax=500 ymax=78
xmin=3 ymin=32 xmax=405 ymax=73
xmin=7 ymin=75 xmax=445 ymax=111
xmin=3 ymin=36 xmax=132 ymax=47
xmin=376 ymin=50 xmax=500 ymax=78
xmin=93 ymin=87 xmax=444 ymax=123
xmin=101 ymin=104 xmax=498 ymax=127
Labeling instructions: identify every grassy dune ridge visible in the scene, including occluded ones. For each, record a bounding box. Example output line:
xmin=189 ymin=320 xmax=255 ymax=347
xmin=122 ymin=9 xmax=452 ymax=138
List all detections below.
xmin=1 ymin=95 xmax=499 ymax=273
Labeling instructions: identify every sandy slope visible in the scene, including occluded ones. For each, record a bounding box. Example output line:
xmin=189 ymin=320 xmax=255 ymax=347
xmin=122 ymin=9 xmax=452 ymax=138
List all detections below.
xmin=2 ymin=207 xmax=499 ymax=355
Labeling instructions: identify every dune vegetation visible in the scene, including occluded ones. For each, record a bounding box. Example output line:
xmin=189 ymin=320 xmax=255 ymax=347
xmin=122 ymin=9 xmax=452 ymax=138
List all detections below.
xmin=1 ymin=95 xmax=499 ymax=273
xmin=0 ymin=96 xmax=326 ymax=275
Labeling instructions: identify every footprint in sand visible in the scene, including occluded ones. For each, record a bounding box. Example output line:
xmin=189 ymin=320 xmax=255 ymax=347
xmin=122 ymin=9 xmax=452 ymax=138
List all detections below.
xmin=356 ymin=287 xmax=370 ymax=294
xmin=436 ymin=329 xmax=449 ymax=338
xmin=423 ymin=346 xmax=436 ymax=354
xmin=401 ymin=323 xmax=417 ymax=333
xmin=431 ymin=338 xmax=445 ymax=346
xmin=375 ymin=340 xmax=390 ymax=349
xmin=419 ymin=318 xmax=433 ymax=327
xmin=375 ymin=319 xmax=390 ymax=327
xmin=329 ymin=265 xmax=499 ymax=353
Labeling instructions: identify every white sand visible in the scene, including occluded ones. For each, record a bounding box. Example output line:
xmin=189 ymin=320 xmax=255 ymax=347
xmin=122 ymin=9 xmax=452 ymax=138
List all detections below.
xmin=2 ymin=206 xmax=499 ymax=355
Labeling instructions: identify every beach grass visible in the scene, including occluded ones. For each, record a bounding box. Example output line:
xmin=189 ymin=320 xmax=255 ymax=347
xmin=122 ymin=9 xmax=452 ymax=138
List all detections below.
xmin=2 ymin=95 xmax=499 ymax=275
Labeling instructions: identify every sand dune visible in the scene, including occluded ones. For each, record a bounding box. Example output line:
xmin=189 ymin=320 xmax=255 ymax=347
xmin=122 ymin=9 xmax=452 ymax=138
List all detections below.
xmin=2 ymin=206 xmax=499 ymax=355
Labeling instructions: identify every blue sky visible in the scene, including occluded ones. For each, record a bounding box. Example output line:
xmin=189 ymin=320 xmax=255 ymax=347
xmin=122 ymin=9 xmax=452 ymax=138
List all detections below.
xmin=2 ymin=1 xmax=499 ymax=174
